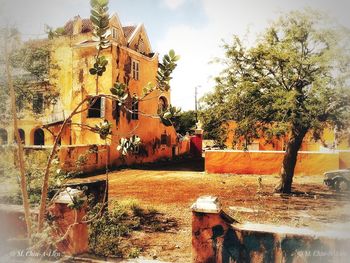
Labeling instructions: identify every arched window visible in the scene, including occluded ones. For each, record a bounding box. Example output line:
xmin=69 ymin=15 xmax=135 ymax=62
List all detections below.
xmin=0 ymin=129 xmax=8 ymax=145
xmin=17 ymin=129 xmax=25 ymax=144
xmin=34 ymin=128 xmax=45 ymax=146
xmin=137 ymin=37 xmax=145 ymax=53
xmin=158 ymin=96 xmax=168 ymax=114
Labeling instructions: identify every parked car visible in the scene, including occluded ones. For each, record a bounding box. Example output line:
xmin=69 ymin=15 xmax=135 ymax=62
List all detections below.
xmin=324 ymin=169 xmax=350 ymax=192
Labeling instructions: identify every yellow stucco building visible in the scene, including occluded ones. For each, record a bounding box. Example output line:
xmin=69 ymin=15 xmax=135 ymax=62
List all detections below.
xmin=224 ymin=121 xmax=350 ymax=152
xmin=0 ymin=14 xmax=189 ymax=171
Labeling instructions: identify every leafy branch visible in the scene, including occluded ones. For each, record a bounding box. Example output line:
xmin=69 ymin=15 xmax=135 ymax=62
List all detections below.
xmin=89 ymin=0 xmax=111 ymax=94
xmin=159 ymin=105 xmax=181 ymax=127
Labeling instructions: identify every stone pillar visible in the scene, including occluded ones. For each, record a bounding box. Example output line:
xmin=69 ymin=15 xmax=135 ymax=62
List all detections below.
xmin=190 ymin=121 xmax=203 ymax=157
xmin=191 ymin=196 xmax=235 ymax=263
xmin=49 ymin=188 xmax=88 ymax=256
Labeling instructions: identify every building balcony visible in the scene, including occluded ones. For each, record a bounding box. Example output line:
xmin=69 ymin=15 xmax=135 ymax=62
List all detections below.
xmin=42 ymin=110 xmax=66 ymax=126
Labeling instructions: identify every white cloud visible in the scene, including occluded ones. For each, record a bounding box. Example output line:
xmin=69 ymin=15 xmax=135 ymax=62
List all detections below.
xmin=162 ymin=0 xmax=186 ymax=10
xmin=156 ymin=0 xmax=350 ymax=110
xmin=156 ymin=0 xmax=272 ymax=110
xmin=156 ymin=24 xmax=224 ymax=110
xmin=0 ymin=0 xmax=89 ymax=38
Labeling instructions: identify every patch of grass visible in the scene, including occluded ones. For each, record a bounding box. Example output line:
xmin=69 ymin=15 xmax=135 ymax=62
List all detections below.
xmin=128 ymin=246 xmax=141 ymax=259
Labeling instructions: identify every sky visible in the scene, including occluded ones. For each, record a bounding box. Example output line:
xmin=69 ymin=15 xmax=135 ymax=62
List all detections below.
xmin=1 ymin=0 xmax=350 ymax=110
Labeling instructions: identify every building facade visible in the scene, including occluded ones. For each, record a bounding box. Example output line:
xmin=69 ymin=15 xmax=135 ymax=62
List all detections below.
xmin=1 ymin=14 xmax=189 ymax=172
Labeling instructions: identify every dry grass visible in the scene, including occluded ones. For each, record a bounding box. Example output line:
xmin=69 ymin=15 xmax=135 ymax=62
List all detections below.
xmin=71 ymin=161 xmax=350 ymax=262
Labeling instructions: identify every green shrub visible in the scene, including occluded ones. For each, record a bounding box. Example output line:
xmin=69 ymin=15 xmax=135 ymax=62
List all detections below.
xmin=0 ymin=148 xmax=66 ymax=206
xmin=88 ymin=199 xmax=177 ymax=258
xmin=89 ymin=199 xmax=139 ymax=257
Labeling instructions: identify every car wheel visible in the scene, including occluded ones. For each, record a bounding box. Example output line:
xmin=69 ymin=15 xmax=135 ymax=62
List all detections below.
xmin=335 ymin=178 xmax=349 ymax=192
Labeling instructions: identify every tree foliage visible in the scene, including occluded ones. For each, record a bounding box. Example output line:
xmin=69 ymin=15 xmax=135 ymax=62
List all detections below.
xmin=156 ymin=49 xmax=180 ymax=92
xmin=199 ymin=84 xmax=231 ymax=147
xmin=0 ymin=29 xmax=59 ymax=124
xmin=158 ymin=105 xmax=181 ymax=127
xmin=173 ymin=110 xmax=197 ymax=135
xmin=90 ymin=0 xmax=110 ymax=50
xmin=201 ymin=10 xmax=350 ymax=192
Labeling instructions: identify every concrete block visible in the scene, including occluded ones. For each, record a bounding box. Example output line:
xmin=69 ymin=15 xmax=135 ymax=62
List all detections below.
xmin=191 ymin=196 xmax=221 ymax=214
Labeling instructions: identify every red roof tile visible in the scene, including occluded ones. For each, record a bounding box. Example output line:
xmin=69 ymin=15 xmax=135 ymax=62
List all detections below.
xmin=62 ymin=17 xmax=136 ymax=41
xmin=122 ymin=26 xmax=136 ymax=40
xmin=63 ymin=18 xmax=92 ymax=35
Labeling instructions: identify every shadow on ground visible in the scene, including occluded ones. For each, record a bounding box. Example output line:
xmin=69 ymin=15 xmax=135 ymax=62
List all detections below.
xmin=129 ymin=157 xmax=205 ymax=172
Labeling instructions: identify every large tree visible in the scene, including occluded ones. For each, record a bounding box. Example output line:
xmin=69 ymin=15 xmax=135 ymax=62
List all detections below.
xmin=201 ymin=10 xmax=350 ymax=193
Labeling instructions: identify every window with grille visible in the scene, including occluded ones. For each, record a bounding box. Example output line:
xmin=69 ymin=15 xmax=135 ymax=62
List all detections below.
xmin=137 ymin=38 xmax=145 ymax=53
xmin=112 ymin=27 xmax=118 ymax=39
xmin=132 ymin=60 xmax=139 ymax=80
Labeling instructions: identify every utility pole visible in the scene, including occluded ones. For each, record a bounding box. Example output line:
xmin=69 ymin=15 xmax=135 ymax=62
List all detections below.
xmin=195 ymin=85 xmax=200 ymax=122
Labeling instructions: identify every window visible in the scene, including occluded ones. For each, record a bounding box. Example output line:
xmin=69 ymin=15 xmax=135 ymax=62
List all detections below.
xmin=33 ymin=92 xmax=44 ymax=114
xmin=132 ymin=60 xmax=139 ymax=80
xmin=161 ymin=133 xmax=168 ymax=145
xmin=112 ymin=100 xmax=121 ymax=123
xmin=137 ymin=37 xmax=145 ymax=53
xmin=16 ymin=95 xmax=25 ymax=112
xmin=131 ymin=97 xmax=139 ymax=120
xmin=112 ymin=27 xmax=118 ymax=39
xmin=0 ymin=129 xmax=8 ymax=145
xmin=87 ymin=97 xmax=105 ymax=118
xmin=17 ymin=129 xmax=25 ymax=144
xmin=34 ymin=128 xmax=45 ymax=145
xmin=158 ymin=96 xmax=168 ymax=114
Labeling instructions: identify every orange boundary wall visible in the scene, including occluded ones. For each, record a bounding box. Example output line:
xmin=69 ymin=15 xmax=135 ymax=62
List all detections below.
xmin=205 ymin=150 xmax=341 ymax=175
xmin=339 ymin=150 xmax=350 ymax=169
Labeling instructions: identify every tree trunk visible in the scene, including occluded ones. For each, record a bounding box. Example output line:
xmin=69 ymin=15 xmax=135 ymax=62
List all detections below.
xmin=37 ymin=97 xmax=89 ymax=231
xmin=275 ymin=126 xmax=308 ymax=194
xmin=5 ymin=37 xmax=32 ymax=238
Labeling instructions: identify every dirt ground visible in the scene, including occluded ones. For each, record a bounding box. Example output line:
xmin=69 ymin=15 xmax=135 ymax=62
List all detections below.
xmin=72 ymin=159 xmax=350 ymax=262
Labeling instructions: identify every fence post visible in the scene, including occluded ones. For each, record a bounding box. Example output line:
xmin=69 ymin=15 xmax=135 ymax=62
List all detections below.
xmin=190 ymin=122 xmax=203 ymax=157
xmin=49 ymin=187 xmax=88 ymax=256
xmin=191 ymin=196 xmax=235 ymax=263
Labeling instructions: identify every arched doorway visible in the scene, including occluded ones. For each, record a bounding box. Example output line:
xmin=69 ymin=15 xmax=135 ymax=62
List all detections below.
xmin=0 ymin=129 xmax=8 ymax=145
xmin=17 ymin=129 xmax=25 ymax=144
xmin=34 ymin=128 xmax=45 ymax=145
